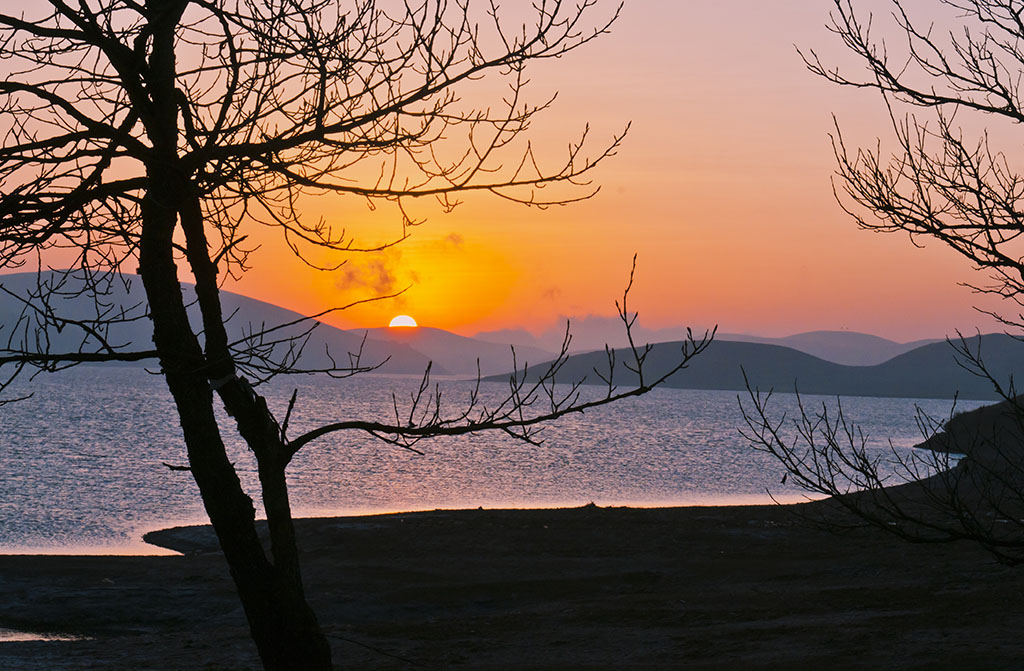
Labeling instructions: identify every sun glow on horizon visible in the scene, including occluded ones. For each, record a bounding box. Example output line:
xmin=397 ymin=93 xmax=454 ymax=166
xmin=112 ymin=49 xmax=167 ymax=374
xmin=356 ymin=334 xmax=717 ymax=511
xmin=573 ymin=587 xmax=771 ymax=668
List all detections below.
xmin=388 ymin=315 xmax=418 ymax=328
xmin=216 ymin=2 xmax=1004 ymax=343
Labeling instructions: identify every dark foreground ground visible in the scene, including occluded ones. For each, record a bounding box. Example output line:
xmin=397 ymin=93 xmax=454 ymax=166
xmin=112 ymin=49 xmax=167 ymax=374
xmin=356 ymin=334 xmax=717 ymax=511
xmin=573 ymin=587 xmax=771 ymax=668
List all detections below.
xmin=1 ymin=502 xmax=1023 ymax=670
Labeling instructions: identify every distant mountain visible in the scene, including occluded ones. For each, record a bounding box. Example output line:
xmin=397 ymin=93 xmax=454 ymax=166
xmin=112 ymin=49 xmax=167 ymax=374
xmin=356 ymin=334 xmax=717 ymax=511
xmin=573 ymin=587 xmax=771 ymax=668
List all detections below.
xmin=214 ymin=294 xmax=438 ymax=375
xmin=472 ymin=317 xmax=699 ymax=355
xmin=717 ymin=330 xmax=943 ymax=366
xmin=0 ymin=271 xmax=437 ymax=375
xmin=360 ymin=327 xmax=555 ymax=376
xmin=0 ymin=271 xmax=563 ymax=377
xmin=474 ymin=321 xmax=941 ymax=367
xmin=483 ymin=334 xmax=1024 ymax=401
xmin=473 ymin=328 xmax=548 ymax=350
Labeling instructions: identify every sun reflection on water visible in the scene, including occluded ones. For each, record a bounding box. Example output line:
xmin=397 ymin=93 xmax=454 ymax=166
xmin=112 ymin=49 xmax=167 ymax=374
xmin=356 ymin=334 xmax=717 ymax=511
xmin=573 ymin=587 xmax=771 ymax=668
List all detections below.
xmin=0 ymin=628 xmax=89 ymax=643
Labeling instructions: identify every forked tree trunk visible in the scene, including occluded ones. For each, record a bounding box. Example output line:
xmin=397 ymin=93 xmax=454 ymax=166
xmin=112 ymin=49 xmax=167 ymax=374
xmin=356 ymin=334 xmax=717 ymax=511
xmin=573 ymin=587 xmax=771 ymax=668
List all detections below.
xmin=136 ymin=3 xmax=333 ymax=667
xmin=139 ymin=225 xmax=333 ymax=669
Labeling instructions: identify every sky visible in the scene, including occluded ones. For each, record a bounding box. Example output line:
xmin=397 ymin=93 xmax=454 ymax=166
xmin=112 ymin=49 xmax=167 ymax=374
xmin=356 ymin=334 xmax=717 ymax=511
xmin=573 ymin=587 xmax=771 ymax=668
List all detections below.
xmin=223 ymin=1 xmax=1004 ymax=342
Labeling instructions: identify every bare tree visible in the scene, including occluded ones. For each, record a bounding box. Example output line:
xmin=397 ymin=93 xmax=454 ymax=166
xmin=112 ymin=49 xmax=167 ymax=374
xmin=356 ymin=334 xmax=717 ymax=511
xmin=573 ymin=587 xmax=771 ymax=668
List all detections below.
xmin=742 ymin=355 xmax=1024 ymax=564
xmin=0 ymin=2 xmax=714 ymax=669
xmin=743 ymin=0 xmax=1024 ymax=563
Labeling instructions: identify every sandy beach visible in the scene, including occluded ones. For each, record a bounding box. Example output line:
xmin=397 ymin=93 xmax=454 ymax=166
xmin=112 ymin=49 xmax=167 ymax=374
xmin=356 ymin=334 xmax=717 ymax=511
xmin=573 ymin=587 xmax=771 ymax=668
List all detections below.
xmin=1 ymin=499 xmax=1023 ymax=670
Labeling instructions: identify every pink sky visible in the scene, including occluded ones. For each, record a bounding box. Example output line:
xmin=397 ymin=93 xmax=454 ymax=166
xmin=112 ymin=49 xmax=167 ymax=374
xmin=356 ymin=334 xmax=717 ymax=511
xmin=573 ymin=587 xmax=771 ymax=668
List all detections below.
xmin=226 ymin=1 xmax=1004 ymax=342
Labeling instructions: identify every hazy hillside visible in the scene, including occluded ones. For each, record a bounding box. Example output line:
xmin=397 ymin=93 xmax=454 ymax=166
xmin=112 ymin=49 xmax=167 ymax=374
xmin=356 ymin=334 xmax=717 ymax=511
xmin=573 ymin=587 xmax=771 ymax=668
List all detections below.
xmin=0 ymin=271 xmax=437 ymax=375
xmin=717 ymin=330 xmax=941 ymax=366
xmin=362 ymin=326 xmax=555 ymax=376
xmin=475 ymin=322 xmax=942 ymax=367
xmin=484 ymin=334 xmax=1024 ymax=401
xmin=472 ymin=317 xmax=696 ymax=355
xmin=472 ymin=328 xmax=549 ymax=350
xmin=2 ymin=271 xmax=1009 ymax=393
xmin=214 ymin=294 xmax=439 ymax=375
xmin=0 ymin=271 xmax=561 ymax=377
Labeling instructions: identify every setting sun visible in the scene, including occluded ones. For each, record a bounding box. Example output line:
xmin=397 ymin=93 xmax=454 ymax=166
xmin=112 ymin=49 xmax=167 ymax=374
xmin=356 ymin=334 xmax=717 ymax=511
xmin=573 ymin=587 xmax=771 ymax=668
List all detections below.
xmin=388 ymin=315 xmax=418 ymax=328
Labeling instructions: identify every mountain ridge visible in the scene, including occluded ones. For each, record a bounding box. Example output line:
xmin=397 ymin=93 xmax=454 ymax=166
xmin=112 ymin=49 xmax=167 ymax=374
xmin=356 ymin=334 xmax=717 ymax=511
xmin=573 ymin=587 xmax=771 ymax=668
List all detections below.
xmin=473 ymin=321 xmax=947 ymax=367
xmin=715 ymin=330 xmax=942 ymax=366
xmin=0 ymin=270 xmax=1008 ymax=397
xmin=0 ymin=271 xmax=547 ymax=376
xmin=482 ymin=334 xmax=1024 ymax=401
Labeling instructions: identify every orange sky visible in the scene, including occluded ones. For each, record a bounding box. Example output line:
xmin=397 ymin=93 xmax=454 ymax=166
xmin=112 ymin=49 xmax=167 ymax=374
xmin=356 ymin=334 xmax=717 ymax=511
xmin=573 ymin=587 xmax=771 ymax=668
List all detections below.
xmin=224 ymin=1 xmax=1004 ymax=342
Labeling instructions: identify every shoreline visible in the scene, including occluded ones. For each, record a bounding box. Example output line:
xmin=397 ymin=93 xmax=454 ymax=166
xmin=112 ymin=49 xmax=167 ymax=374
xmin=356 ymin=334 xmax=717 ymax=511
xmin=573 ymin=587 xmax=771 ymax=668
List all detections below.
xmin=0 ymin=495 xmax=825 ymax=558
xmin=3 ymin=500 xmax=1024 ymax=669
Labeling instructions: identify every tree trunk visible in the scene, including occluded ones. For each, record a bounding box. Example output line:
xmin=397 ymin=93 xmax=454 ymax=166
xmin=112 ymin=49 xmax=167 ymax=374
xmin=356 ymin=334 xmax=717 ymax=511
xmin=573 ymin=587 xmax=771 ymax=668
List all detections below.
xmin=173 ymin=157 xmax=332 ymax=671
xmin=138 ymin=202 xmax=333 ymax=669
xmin=133 ymin=5 xmax=333 ymax=666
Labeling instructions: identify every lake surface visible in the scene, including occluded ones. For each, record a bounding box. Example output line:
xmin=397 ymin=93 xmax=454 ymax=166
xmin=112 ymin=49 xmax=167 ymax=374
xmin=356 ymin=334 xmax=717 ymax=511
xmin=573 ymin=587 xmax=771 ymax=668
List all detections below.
xmin=0 ymin=367 xmax=984 ymax=554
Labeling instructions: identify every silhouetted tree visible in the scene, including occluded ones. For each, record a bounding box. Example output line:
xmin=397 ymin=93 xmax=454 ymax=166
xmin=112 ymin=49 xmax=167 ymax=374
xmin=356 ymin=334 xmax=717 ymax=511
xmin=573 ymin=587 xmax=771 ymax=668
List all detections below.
xmin=743 ymin=0 xmax=1024 ymax=563
xmin=0 ymin=2 xmax=713 ymax=669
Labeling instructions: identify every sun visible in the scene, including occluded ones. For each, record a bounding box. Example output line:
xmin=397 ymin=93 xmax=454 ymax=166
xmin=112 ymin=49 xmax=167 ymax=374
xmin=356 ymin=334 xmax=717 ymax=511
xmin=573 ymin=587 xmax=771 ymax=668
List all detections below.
xmin=388 ymin=315 xmax=418 ymax=328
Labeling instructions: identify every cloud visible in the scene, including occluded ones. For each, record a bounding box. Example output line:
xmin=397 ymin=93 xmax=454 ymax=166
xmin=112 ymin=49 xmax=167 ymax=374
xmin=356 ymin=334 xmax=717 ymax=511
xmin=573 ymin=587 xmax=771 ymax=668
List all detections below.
xmin=441 ymin=232 xmax=464 ymax=249
xmin=542 ymin=286 xmax=561 ymax=301
xmin=335 ymin=250 xmax=411 ymax=295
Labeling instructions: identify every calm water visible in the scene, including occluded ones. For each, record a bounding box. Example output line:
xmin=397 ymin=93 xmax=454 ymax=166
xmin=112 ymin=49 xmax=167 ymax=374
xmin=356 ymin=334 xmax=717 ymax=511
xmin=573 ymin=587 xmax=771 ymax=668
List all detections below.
xmin=0 ymin=367 xmax=982 ymax=553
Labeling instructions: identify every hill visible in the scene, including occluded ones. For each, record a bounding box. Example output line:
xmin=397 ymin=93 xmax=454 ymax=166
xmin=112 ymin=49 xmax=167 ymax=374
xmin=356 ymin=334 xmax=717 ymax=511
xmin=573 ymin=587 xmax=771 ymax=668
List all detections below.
xmin=716 ymin=330 xmax=941 ymax=366
xmin=484 ymin=334 xmax=1024 ymax=400
xmin=0 ymin=271 xmax=563 ymax=377
xmin=361 ymin=327 xmax=555 ymax=376
xmin=473 ymin=318 xmax=694 ymax=355
xmin=475 ymin=323 xmax=943 ymax=367
xmin=0 ymin=272 xmax=437 ymax=375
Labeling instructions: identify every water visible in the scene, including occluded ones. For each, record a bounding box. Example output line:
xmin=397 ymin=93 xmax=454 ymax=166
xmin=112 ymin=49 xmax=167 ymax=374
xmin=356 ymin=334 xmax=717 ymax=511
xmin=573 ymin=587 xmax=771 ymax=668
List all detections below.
xmin=0 ymin=628 xmax=87 ymax=642
xmin=0 ymin=367 xmax=983 ymax=554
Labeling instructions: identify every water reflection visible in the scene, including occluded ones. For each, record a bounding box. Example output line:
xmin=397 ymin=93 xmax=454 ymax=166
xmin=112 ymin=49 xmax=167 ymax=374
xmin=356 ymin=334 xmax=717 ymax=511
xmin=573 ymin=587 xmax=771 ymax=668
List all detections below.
xmin=0 ymin=541 xmax=178 ymax=556
xmin=0 ymin=628 xmax=87 ymax=642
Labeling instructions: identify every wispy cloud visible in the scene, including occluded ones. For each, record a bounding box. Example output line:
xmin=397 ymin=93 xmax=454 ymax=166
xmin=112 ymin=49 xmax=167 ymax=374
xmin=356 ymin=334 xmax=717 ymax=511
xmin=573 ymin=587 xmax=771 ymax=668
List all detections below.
xmin=441 ymin=232 xmax=464 ymax=249
xmin=335 ymin=249 xmax=416 ymax=295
